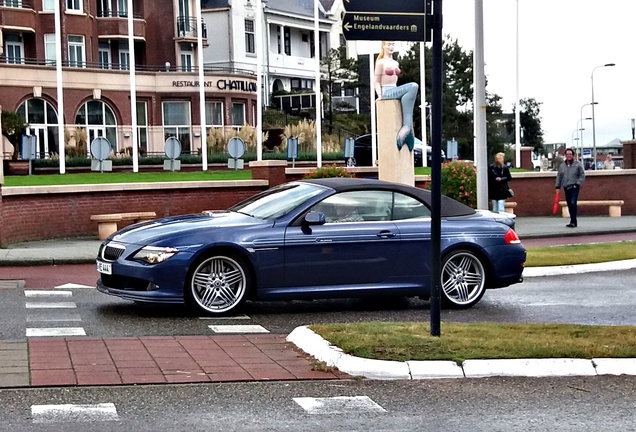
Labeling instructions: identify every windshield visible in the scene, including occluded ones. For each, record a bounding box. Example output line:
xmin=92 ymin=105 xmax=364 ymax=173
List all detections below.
xmin=229 ymin=182 xmax=325 ymax=220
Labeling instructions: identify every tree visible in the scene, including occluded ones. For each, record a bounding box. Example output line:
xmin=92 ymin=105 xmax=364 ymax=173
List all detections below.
xmin=1 ymin=110 xmax=28 ymax=160
xmin=320 ymin=47 xmax=361 ymax=133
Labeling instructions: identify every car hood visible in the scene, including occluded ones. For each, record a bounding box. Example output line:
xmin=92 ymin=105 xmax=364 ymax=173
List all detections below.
xmin=110 ymin=211 xmax=264 ymax=244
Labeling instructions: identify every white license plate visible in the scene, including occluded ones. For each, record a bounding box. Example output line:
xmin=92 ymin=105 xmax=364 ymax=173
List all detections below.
xmin=97 ymin=261 xmax=112 ymax=275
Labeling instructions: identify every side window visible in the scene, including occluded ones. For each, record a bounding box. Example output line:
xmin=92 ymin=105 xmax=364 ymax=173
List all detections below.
xmin=392 ymin=193 xmax=431 ymax=220
xmin=310 ymin=191 xmax=393 ymax=223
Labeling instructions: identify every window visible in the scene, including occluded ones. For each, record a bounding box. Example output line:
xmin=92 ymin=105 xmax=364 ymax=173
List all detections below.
xmin=276 ymin=27 xmax=281 ymax=54
xmin=284 ymin=27 xmax=291 ymax=55
xmin=231 ymin=103 xmax=245 ymax=127
xmin=68 ymin=35 xmax=85 ymax=68
xmin=291 ymin=78 xmax=312 ymax=91
xmin=179 ymin=43 xmax=193 ymax=72
xmin=17 ymin=99 xmax=60 ymax=158
xmin=98 ymin=42 xmax=111 ymax=69
xmin=66 ymin=0 xmax=82 ymax=12
xmin=43 ymin=0 xmax=54 ymax=10
xmin=136 ymin=101 xmax=148 ymax=154
xmin=44 ymin=34 xmax=56 ymax=66
xmin=162 ymin=101 xmax=192 ymax=153
xmin=75 ymin=100 xmax=118 ymax=153
xmin=118 ymin=41 xmax=130 ymax=70
xmin=117 ymin=0 xmax=127 ymax=17
xmin=5 ymin=0 xmax=23 ymax=8
xmin=5 ymin=34 xmax=24 ymax=64
xmin=205 ymin=101 xmax=223 ymax=127
xmin=96 ymin=0 xmax=111 ymax=16
xmin=245 ymin=19 xmax=255 ymax=54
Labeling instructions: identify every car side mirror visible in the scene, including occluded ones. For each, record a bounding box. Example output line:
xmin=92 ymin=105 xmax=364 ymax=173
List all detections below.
xmin=303 ymin=211 xmax=326 ymax=226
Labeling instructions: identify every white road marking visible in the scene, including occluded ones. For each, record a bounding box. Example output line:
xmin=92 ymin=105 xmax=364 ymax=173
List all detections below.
xmin=24 ymin=290 xmax=73 ymax=297
xmin=25 ymin=302 xmax=77 ymax=309
xmin=27 ymin=315 xmax=83 ymax=322
xmin=293 ymin=396 xmax=387 ymax=415
xmin=208 ymin=325 xmax=269 ymax=333
xmin=31 ymin=403 xmax=119 ymax=423
xmin=55 ymin=283 xmax=95 ymax=289
xmin=199 ymin=315 xmax=251 ymax=320
xmin=26 ymin=327 xmax=86 ymax=337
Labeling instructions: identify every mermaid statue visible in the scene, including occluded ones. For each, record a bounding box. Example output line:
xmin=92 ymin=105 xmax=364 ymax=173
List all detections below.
xmin=373 ymin=41 xmax=419 ymax=151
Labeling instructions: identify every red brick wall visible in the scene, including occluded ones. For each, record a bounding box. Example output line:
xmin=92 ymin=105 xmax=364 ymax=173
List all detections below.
xmin=0 ymin=184 xmax=267 ymax=246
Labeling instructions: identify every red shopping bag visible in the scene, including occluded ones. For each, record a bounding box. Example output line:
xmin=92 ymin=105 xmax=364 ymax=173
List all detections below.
xmin=552 ymin=190 xmax=560 ymax=215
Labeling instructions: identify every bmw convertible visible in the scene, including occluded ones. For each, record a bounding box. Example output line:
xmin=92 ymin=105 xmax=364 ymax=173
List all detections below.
xmin=96 ymin=178 xmax=526 ymax=315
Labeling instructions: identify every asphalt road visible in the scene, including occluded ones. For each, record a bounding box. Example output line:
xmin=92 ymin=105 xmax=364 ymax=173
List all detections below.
xmin=1 ymin=378 xmax=636 ymax=431
xmin=0 ymin=264 xmax=635 ymax=340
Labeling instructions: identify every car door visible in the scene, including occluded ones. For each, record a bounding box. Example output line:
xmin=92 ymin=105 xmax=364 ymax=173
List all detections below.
xmin=283 ymin=190 xmax=402 ymax=290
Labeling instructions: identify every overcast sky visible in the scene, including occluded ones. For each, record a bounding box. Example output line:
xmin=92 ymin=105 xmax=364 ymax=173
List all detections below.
xmin=441 ymin=0 xmax=635 ymax=148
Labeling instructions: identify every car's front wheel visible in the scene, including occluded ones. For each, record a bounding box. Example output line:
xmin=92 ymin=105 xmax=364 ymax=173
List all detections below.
xmin=186 ymin=253 xmax=250 ymax=315
xmin=441 ymin=249 xmax=486 ymax=308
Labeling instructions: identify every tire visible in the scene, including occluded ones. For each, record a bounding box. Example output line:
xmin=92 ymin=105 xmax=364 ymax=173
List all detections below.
xmin=186 ymin=253 xmax=250 ymax=315
xmin=441 ymin=249 xmax=486 ymax=308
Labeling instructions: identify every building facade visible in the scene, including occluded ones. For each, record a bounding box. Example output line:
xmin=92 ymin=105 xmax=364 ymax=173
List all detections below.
xmin=0 ymin=0 xmax=257 ymax=159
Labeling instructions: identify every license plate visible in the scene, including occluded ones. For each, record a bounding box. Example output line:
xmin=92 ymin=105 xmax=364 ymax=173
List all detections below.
xmin=97 ymin=260 xmax=112 ymax=275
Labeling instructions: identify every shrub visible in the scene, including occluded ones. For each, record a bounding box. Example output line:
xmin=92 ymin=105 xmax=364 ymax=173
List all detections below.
xmin=303 ymin=164 xmax=354 ymax=179
xmin=438 ymin=160 xmax=477 ymax=208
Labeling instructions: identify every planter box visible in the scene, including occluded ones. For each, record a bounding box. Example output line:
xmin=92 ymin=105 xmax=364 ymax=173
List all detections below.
xmin=4 ymin=160 xmax=31 ymax=176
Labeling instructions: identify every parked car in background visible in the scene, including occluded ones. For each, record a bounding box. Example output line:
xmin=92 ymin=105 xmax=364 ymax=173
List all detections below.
xmin=96 ymin=178 xmax=525 ymax=315
xmin=353 ymin=134 xmax=445 ymax=167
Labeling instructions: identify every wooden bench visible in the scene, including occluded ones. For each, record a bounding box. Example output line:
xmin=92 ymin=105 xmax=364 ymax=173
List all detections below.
xmin=504 ymin=202 xmax=517 ymax=214
xmin=558 ymin=200 xmax=624 ymax=218
xmin=91 ymin=212 xmax=157 ymax=240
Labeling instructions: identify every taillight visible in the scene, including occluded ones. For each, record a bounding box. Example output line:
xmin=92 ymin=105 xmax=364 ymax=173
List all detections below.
xmin=504 ymin=228 xmax=521 ymax=245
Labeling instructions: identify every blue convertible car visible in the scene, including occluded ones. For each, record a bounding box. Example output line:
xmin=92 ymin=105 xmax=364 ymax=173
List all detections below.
xmin=96 ymin=178 xmax=526 ymax=315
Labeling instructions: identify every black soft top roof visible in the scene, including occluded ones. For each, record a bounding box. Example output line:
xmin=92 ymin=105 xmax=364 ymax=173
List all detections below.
xmin=301 ymin=178 xmax=476 ymax=217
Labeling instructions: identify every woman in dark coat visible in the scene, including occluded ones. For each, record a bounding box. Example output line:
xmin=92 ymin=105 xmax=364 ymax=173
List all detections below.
xmin=488 ymin=152 xmax=512 ymax=213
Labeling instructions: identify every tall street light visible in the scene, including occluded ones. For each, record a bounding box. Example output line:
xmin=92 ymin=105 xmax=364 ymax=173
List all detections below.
xmin=576 ymin=116 xmax=591 ymax=160
xmin=579 ymin=101 xmax=596 ymax=159
xmin=591 ymin=63 xmax=615 ymax=169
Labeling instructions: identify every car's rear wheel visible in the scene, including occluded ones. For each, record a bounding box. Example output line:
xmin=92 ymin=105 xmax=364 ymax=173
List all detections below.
xmin=441 ymin=249 xmax=486 ymax=308
xmin=186 ymin=253 xmax=250 ymax=315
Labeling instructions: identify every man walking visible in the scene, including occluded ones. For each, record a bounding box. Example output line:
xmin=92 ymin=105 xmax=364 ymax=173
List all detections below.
xmin=555 ymin=148 xmax=586 ymax=228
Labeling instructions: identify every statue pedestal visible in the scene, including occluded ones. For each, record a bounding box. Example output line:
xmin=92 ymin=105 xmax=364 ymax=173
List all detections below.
xmin=376 ymin=100 xmax=415 ymax=186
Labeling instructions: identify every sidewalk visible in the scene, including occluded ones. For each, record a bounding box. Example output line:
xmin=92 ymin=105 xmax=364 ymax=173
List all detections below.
xmin=1 ymin=215 xmax=636 ymax=388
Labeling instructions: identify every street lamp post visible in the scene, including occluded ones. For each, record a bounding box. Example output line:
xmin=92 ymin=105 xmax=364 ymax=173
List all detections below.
xmin=591 ymin=63 xmax=615 ymax=169
xmin=579 ymin=102 xmax=596 ymax=160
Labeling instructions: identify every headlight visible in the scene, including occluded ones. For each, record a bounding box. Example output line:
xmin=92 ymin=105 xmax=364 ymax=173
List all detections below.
xmin=133 ymin=246 xmax=179 ymax=264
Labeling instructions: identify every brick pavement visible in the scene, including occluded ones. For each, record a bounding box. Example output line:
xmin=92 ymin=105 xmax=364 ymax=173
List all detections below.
xmin=0 ymin=335 xmax=348 ymax=388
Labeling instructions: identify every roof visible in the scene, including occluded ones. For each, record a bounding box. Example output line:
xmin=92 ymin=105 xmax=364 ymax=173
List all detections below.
xmin=301 ymin=178 xmax=476 ymax=217
xmin=266 ymin=0 xmax=327 ymax=18
xmin=201 ymin=0 xmax=229 ymax=8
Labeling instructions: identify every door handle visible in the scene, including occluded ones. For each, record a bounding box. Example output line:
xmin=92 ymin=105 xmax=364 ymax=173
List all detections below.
xmin=377 ymin=230 xmax=396 ymax=239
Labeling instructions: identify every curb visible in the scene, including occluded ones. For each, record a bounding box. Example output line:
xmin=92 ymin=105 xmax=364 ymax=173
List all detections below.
xmin=523 ymin=258 xmax=636 ymax=277
xmin=286 ymin=326 xmax=636 ymax=380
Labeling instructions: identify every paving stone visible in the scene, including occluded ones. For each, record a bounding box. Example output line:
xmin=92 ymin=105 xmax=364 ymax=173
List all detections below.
xmin=0 ymin=373 xmax=30 ymax=387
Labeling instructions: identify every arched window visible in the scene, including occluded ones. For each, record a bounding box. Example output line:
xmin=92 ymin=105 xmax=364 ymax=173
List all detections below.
xmin=17 ymin=98 xmax=59 ymax=158
xmin=75 ymin=100 xmax=118 ymax=153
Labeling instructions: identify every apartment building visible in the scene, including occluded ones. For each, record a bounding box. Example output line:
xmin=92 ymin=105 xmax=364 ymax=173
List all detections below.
xmin=0 ymin=0 xmax=257 ymax=159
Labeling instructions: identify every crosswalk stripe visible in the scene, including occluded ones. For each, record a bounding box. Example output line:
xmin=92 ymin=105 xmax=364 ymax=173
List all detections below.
xmin=55 ymin=283 xmax=94 ymax=289
xmin=25 ymin=290 xmax=73 ymax=298
xmin=26 ymin=315 xmax=82 ymax=322
xmin=31 ymin=403 xmax=119 ymax=423
xmin=208 ymin=324 xmax=269 ymax=333
xmin=293 ymin=396 xmax=387 ymax=415
xmin=26 ymin=327 xmax=86 ymax=337
xmin=25 ymin=302 xmax=77 ymax=309
xmin=199 ymin=315 xmax=251 ymax=320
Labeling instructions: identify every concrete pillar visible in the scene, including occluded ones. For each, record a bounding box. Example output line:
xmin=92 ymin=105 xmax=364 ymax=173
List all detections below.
xmin=518 ymin=146 xmax=533 ymax=170
xmin=376 ymin=100 xmax=415 ymax=186
xmin=249 ymin=160 xmax=287 ymax=187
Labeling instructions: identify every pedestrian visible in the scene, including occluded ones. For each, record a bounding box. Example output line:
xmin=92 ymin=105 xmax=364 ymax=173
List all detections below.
xmin=555 ymin=148 xmax=586 ymax=228
xmin=603 ymin=154 xmax=615 ymax=170
xmin=488 ymin=152 xmax=512 ymax=213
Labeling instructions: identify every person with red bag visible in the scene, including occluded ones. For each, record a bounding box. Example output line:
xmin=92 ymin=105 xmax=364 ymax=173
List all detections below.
xmin=555 ymin=148 xmax=586 ymax=227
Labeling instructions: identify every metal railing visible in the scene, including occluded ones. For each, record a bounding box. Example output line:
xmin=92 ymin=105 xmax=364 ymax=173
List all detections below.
xmin=96 ymin=9 xmax=144 ymax=19
xmin=176 ymin=16 xmax=207 ymax=39
xmin=0 ymin=0 xmax=32 ymax=8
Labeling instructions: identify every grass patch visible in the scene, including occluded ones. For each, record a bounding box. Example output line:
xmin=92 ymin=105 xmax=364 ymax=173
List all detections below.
xmin=2 ymin=170 xmax=252 ymax=187
xmin=310 ymin=321 xmax=636 ymax=363
xmin=525 ymin=241 xmax=636 ymax=267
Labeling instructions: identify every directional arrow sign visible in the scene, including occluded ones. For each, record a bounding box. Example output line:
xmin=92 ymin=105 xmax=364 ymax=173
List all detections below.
xmin=342 ymin=13 xmax=425 ymax=42
xmin=344 ymin=0 xmax=425 ymax=14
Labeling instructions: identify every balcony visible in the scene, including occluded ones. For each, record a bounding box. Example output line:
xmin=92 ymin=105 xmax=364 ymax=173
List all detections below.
xmin=175 ymin=16 xmax=207 ymax=45
xmin=268 ymin=53 xmax=317 ymax=77
xmin=0 ymin=0 xmax=36 ymax=30
xmin=96 ymin=11 xmax=146 ymax=40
